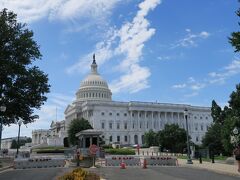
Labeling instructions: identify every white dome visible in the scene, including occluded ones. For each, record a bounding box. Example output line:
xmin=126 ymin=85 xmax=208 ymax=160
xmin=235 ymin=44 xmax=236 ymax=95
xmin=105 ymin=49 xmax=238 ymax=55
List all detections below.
xmin=76 ymin=55 xmax=112 ymax=101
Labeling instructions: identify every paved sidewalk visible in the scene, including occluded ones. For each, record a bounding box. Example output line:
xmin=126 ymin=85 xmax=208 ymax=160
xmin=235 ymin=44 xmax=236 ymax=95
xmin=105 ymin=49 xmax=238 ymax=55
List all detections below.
xmin=177 ymin=159 xmax=240 ymax=177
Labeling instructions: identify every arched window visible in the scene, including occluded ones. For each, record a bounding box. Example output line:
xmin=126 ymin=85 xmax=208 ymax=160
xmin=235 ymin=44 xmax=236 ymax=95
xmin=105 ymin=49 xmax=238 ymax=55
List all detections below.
xmin=134 ymin=135 xmax=138 ymax=144
xmin=141 ymin=135 xmax=145 ymax=145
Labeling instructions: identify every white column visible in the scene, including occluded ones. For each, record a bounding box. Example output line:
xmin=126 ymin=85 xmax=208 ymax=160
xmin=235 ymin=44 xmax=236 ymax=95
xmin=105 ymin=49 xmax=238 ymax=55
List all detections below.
xmin=165 ymin=112 xmax=167 ymax=125
xmin=177 ymin=113 xmax=180 ymax=126
xmin=151 ymin=111 xmax=153 ymax=129
xmin=137 ymin=111 xmax=140 ymax=130
xmin=158 ymin=112 xmax=161 ymax=130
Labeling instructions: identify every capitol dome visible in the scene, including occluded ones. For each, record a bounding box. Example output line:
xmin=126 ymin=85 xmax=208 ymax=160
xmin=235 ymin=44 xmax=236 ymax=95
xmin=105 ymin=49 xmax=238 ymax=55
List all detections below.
xmin=76 ymin=54 xmax=112 ymax=101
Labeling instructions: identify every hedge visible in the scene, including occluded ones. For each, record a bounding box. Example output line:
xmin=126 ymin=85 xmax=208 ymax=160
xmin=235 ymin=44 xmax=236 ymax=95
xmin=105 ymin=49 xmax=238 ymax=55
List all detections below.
xmin=105 ymin=148 xmax=135 ymax=155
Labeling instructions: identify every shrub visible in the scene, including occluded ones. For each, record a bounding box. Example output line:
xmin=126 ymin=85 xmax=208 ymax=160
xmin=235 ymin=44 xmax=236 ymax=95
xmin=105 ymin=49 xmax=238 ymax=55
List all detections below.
xmin=58 ymin=168 xmax=100 ymax=180
xmin=105 ymin=148 xmax=135 ymax=155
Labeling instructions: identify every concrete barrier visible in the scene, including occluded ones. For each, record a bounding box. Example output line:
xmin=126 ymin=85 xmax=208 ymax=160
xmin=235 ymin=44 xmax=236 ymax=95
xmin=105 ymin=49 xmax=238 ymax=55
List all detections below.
xmin=143 ymin=156 xmax=177 ymax=166
xmin=14 ymin=157 xmax=66 ymax=169
xmin=105 ymin=156 xmax=140 ymax=166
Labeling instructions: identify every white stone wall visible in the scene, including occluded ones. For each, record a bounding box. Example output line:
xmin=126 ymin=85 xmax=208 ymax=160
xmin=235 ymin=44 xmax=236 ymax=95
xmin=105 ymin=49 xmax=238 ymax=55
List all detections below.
xmin=64 ymin=100 xmax=213 ymax=146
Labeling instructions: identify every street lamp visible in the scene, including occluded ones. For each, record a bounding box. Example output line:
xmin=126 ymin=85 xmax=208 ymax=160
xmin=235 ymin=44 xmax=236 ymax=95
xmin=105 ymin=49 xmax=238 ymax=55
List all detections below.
xmin=0 ymin=105 xmax=6 ymax=150
xmin=16 ymin=118 xmax=23 ymax=158
xmin=184 ymin=108 xmax=193 ymax=164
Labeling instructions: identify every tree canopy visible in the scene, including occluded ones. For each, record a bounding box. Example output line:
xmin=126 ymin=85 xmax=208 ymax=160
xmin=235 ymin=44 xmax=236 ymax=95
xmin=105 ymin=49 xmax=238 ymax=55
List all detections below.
xmin=158 ymin=124 xmax=187 ymax=153
xmin=203 ymin=84 xmax=240 ymax=155
xmin=229 ymin=6 xmax=240 ymax=52
xmin=144 ymin=129 xmax=158 ymax=147
xmin=0 ymin=9 xmax=50 ymax=125
xmin=67 ymin=118 xmax=93 ymax=146
xmin=144 ymin=124 xmax=187 ymax=153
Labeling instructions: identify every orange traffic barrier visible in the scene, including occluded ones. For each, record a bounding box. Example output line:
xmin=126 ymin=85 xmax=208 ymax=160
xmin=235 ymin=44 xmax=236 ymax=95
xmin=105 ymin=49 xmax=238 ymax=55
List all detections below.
xmin=120 ymin=162 xmax=126 ymax=169
xmin=142 ymin=159 xmax=147 ymax=169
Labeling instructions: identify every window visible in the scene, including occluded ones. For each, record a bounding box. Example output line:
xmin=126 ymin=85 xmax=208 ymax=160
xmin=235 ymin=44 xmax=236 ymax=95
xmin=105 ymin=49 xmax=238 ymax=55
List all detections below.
xmin=117 ymin=136 xmax=120 ymax=142
xmin=124 ymin=136 xmax=128 ymax=142
xmin=132 ymin=113 xmax=134 ymax=117
xmin=195 ymin=124 xmax=198 ymax=131
xmin=124 ymin=113 xmax=127 ymax=117
xmin=117 ymin=123 xmax=120 ymax=129
xmin=109 ymin=136 xmax=112 ymax=142
xmin=201 ymin=125 xmax=203 ymax=131
xmin=200 ymin=116 xmax=202 ymax=119
xmin=124 ymin=123 xmax=127 ymax=130
xmin=117 ymin=113 xmax=119 ymax=116
xmin=101 ymin=112 xmax=105 ymax=116
xmin=140 ymin=122 xmax=142 ymax=129
xmin=196 ymin=136 xmax=199 ymax=142
xmin=101 ymin=122 xmax=105 ymax=129
xmin=109 ymin=112 xmax=112 ymax=116
xmin=132 ymin=122 xmax=135 ymax=129
xmin=109 ymin=122 xmax=112 ymax=129
xmin=194 ymin=116 xmax=197 ymax=119
xmin=206 ymin=117 xmax=208 ymax=120
xmin=147 ymin=122 xmax=148 ymax=129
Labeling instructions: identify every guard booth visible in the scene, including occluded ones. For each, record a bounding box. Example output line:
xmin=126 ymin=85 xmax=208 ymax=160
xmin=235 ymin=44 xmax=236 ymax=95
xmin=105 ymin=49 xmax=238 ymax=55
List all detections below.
xmin=75 ymin=129 xmax=103 ymax=157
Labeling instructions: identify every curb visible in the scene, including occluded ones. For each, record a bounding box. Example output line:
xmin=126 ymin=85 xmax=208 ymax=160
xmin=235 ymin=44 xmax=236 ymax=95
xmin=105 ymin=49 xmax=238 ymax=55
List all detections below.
xmin=179 ymin=163 xmax=240 ymax=177
xmin=0 ymin=165 xmax=13 ymax=172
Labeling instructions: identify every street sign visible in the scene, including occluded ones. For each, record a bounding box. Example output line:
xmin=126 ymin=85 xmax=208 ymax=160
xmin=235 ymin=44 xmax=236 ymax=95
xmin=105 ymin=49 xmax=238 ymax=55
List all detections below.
xmin=89 ymin=144 xmax=99 ymax=155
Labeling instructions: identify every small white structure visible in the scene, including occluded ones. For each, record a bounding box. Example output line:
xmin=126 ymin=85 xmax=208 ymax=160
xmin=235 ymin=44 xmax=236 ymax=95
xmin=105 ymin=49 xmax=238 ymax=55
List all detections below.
xmin=1 ymin=136 xmax=30 ymax=149
xmin=32 ymin=120 xmax=66 ymax=146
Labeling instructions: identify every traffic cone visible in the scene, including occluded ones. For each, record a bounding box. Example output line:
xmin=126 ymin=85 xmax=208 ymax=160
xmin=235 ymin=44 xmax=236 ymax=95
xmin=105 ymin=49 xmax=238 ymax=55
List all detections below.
xmin=142 ymin=159 xmax=147 ymax=169
xmin=120 ymin=162 xmax=126 ymax=169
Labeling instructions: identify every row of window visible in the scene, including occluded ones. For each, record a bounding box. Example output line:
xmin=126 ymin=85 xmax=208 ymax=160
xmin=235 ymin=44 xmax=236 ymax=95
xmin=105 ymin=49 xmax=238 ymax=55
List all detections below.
xmin=83 ymin=80 xmax=106 ymax=85
xmin=101 ymin=112 xmax=128 ymax=116
xmin=194 ymin=116 xmax=209 ymax=120
xmin=102 ymin=121 xmax=209 ymax=132
xmin=79 ymin=92 xmax=110 ymax=99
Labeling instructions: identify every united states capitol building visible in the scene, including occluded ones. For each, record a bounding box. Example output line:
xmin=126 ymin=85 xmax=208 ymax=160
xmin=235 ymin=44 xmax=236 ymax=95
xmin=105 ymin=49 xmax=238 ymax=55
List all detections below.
xmin=32 ymin=56 xmax=213 ymax=146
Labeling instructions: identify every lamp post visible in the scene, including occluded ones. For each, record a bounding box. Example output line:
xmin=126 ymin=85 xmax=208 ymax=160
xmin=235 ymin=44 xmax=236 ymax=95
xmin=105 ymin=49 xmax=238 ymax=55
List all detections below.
xmin=0 ymin=105 xmax=6 ymax=150
xmin=232 ymin=126 xmax=240 ymax=172
xmin=184 ymin=108 xmax=193 ymax=164
xmin=16 ymin=118 xmax=23 ymax=158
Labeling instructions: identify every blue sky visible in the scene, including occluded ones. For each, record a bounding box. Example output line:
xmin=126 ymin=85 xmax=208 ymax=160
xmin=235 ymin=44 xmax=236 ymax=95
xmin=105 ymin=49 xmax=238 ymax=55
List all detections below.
xmin=1 ymin=0 xmax=239 ymax=138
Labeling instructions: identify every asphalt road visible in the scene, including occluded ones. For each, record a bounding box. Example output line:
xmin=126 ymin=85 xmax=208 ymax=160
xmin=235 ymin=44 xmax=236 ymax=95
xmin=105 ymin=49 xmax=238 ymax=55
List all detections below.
xmin=0 ymin=167 xmax=71 ymax=180
xmin=90 ymin=167 xmax=240 ymax=180
xmin=0 ymin=166 xmax=239 ymax=180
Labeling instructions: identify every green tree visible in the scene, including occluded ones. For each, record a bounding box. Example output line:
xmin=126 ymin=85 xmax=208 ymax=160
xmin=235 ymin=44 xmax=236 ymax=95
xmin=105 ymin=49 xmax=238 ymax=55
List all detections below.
xmin=211 ymin=100 xmax=224 ymax=125
xmin=0 ymin=9 xmax=50 ymax=125
xmin=144 ymin=129 xmax=158 ymax=147
xmin=67 ymin=118 xmax=93 ymax=146
xmin=10 ymin=139 xmax=18 ymax=149
xmin=158 ymin=124 xmax=187 ymax=153
xmin=202 ymin=123 xmax=224 ymax=155
xmin=229 ymin=5 xmax=240 ymax=52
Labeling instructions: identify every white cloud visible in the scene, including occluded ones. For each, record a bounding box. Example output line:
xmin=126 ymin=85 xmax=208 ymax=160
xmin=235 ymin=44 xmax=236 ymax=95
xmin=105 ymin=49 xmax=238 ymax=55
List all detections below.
xmin=0 ymin=0 xmax=119 ymax=23
xmin=172 ymin=58 xmax=240 ymax=98
xmin=184 ymin=92 xmax=199 ymax=98
xmin=208 ymin=59 xmax=240 ymax=84
xmin=67 ymin=0 xmax=161 ymax=93
xmin=171 ymin=29 xmax=210 ymax=48
xmin=190 ymin=83 xmax=205 ymax=90
xmin=172 ymin=83 xmax=186 ymax=89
